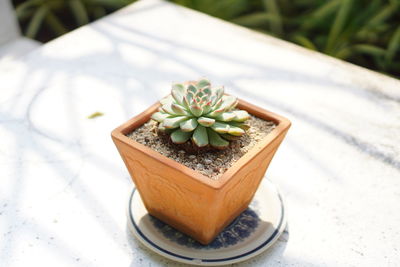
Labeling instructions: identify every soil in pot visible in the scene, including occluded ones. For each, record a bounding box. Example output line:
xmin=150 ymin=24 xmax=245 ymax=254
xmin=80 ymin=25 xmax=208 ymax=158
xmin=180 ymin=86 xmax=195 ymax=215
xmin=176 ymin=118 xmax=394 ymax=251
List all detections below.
xmin=126 ymin=115 xmax=276 ymax=180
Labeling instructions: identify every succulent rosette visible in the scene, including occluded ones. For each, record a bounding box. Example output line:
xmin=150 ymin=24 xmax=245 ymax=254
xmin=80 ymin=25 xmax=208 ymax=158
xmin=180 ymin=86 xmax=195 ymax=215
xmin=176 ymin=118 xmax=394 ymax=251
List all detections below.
xmin=151 ymin=78 xmax=250 ymax=149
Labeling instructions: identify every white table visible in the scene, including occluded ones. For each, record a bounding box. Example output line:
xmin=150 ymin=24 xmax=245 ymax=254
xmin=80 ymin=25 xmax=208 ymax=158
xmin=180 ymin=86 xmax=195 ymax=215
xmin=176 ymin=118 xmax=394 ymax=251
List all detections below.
xmin=1 ymin=0 xmax=399 ymax=266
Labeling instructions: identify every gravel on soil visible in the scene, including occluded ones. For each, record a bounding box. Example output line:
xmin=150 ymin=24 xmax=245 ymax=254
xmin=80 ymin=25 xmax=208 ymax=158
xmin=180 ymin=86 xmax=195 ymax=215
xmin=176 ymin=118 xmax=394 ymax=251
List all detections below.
xmin=127 ymin=115 xmax=276 ymax=180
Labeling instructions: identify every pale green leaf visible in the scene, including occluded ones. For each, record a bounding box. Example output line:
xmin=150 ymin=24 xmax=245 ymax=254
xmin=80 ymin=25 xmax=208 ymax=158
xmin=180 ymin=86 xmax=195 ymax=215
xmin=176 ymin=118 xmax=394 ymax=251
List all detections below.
xmin=180 ymin=118 xmax=198 ymax=132
xmin=197 ymin=78 xmax=211 ymax=89
xmin=161 ymin=103 xmax=175 ymax=114
xmin=151 ymin=112 xmax=170 ymax=122
xmin=229 ymin=121 xmax=250 ymax=130
xmin=162 ymin=116 xmax=189 ymax=129
xmin=202 ymin=102 xmax=213 ymax=114
xmin=187 ymin=84 xmax=197 ymax=94
xmin=171 ymin=83 xmax=185 ymax=105
xmin=171 ymin=103 xmax=188 ymax=115
xmin=220 ymin=95 xmax=238 ymax=111
xmin=160 ymin=95 xmax=173 ymax=105
xmin=192 ymin=125 xmax=208 ymax=147
xmin=221 ymin=133 xmax=240 ymax=141
xmin=208 ymin=128 xmax=229 ymax=149
xmin=171 ymin=129 xmax=192 ymax=144
xmin=233 ymin=110 xmax=250 ymax=122
xmin=212 ymin=87 xmax=224 ymax=105
xmin=228 ymin=126 xmax=245 ymax=136
xmin=190 ymin=104 xmax=203 ymax=117
xmin=214 ymin=111 xmax=236 ymax=121
xmin=197 ymin=117 xmax=215 ymax=127
xmin=211 ymin=122 xmax=230 ymax=133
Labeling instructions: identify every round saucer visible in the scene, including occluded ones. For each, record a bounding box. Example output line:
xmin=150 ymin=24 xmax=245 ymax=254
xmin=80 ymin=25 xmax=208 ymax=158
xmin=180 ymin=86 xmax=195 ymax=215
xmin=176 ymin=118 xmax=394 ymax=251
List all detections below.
xmin=127 ymin=178 xmax=286 ymax=266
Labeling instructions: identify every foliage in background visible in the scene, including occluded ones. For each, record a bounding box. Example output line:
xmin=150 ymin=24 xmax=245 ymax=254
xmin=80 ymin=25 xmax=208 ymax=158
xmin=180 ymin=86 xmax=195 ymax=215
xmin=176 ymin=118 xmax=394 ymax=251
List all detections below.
xmin=13 ymin=0 xmax=400 ymax=77
xmin=13 ymin=0 xmax=134 ymax=42
xmin=171 ymin=0 xmax=400 ymax=77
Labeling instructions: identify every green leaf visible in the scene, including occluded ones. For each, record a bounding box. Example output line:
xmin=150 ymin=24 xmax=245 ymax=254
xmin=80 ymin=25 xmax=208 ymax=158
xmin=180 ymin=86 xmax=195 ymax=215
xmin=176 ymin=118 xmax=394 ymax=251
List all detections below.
xmin=233 ymin=110 xmax=250 ymax=122
xmin=385 ymin=26 xmax=400 ymax=65
xmin=171 ymin=129 xmax=192 ymax=144
xmin=92 ymin=7 xmax=107 ymax=19
xmin=182 ymin=0 xmax=250 ymax=20
xmin=231 ymin=12 xmax=280 ymax=28
xmin=15 ymin=0 xmax=37 ymax=20
xmin=337 ymin=44 xmax=386 ymax=59
xmin=160 ymin=95 xmax=173 ymax=105
xmin=197 ymin=117 xmax=215 ymax=127
xmin=202 ymin=87 xmax=212 ymax=97
xmin=87 ymin=112 xmax=104 ymax=119
xmin=228 ymin=126 xmax=245 ymax=136
xmin=162 ymin=116 xmax=189 ymax=129
xmin=151 ymin=112 xmax=170 ymax=122
xmin=212 ymin=87 xmax=224 ymax=105
xmin=88 ymin=0 xmax=128 ymax=8
xmin=45 ymin=10 xmax=68 ymax=36
xmin=366 ymin=3 xmax=399 ymax=27
xmin=325 ymin=0 xmax=353 ymax=53
xmin=211 ymin=122 xmax=230 ymax=133
xmin=229 ymin=121 xmax=250 ymax=130
xmin=187 ymin=84 xmax=197 ymax=94
xmin=69 ymin=0 xmax=89 ymax=26
xmin=196 ymin=91 xmax=204 ymax=98
xmin=161 ymin=103 xmax=175 ymax=114
xmin=292 ymin=34 xmax=317 ymax=50
xmin=208 ymin=109 xmax=223 ymax=118
xmin=220 ymin=95 xmax=238 ymax=111
xmin=197 ymin=78 xmax=211 ymax=89
xmin=189 ymin=103 xmax=203 ymax=117
xmin=262 ymin=0 xmax=283 ymax=36
xmin=171 ymin=83 xmax=185 ymax=105
xmin=354 ymin=44 xmax=386 ymax=56
xmin=202 ymin=102 xmax=213 ymax=114
xmin=180 ymin=118 xmax=198 ymax=132
xmin=171 ymin=103 xmax=188 ymax=115
xmin=214 ymin=111 xmax=236 ymax=121
xmin=192 ymin=125 xmax=208 ymax=147
xmin=301 ymin=0 xmax=340 ymax=30
xmin=17 ymin=8 xmax=35 ymax=21
xmin=207 ymin=128 xmax=229 ymax=149
xmin=183 ymin=95 xmax=191 ymax=109
xmin=26 ymin=6 xmax=47 ymax=38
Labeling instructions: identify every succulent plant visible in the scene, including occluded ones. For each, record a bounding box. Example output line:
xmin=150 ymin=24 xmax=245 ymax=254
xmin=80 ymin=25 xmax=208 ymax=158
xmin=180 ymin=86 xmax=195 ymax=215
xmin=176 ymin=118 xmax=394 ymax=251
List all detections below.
xmin=151 ymin=78 xmax=250 ymax=149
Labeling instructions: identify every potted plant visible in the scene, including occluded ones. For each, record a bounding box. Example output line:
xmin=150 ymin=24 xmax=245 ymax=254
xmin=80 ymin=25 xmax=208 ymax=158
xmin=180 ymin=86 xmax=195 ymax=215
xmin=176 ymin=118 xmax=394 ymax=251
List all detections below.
xmin=111 ymin=79 xmax=291 ymax=245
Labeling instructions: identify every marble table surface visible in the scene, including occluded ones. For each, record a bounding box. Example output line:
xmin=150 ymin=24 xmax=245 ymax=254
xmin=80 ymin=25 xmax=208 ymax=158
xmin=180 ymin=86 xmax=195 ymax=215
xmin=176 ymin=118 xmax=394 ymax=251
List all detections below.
xmin=1 ymin=0 xmax=400 ymax=266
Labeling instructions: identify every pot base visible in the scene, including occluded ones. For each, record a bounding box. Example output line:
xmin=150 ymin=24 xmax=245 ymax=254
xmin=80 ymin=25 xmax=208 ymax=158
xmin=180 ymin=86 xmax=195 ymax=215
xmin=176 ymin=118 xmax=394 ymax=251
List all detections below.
xmin=127 ymin=178 xmax=287 ymax=266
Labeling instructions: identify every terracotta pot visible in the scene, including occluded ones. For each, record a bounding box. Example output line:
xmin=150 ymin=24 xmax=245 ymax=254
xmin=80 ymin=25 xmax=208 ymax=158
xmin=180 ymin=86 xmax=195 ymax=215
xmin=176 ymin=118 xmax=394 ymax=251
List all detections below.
xmin=111 ymin=98 xmax=291 ymax=245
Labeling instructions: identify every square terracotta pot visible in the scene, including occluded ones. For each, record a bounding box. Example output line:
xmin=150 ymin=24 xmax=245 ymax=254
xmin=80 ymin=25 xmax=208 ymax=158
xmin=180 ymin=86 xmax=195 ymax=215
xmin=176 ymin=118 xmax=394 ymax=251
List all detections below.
xmin=111 ymin=98 xmax=291 ymax=245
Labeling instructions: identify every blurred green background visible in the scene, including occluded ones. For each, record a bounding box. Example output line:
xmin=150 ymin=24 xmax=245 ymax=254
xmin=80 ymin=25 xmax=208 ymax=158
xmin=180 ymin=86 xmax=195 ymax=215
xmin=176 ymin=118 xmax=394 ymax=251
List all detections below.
xmin=13 ymin=0 xmax=400 ymax=77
